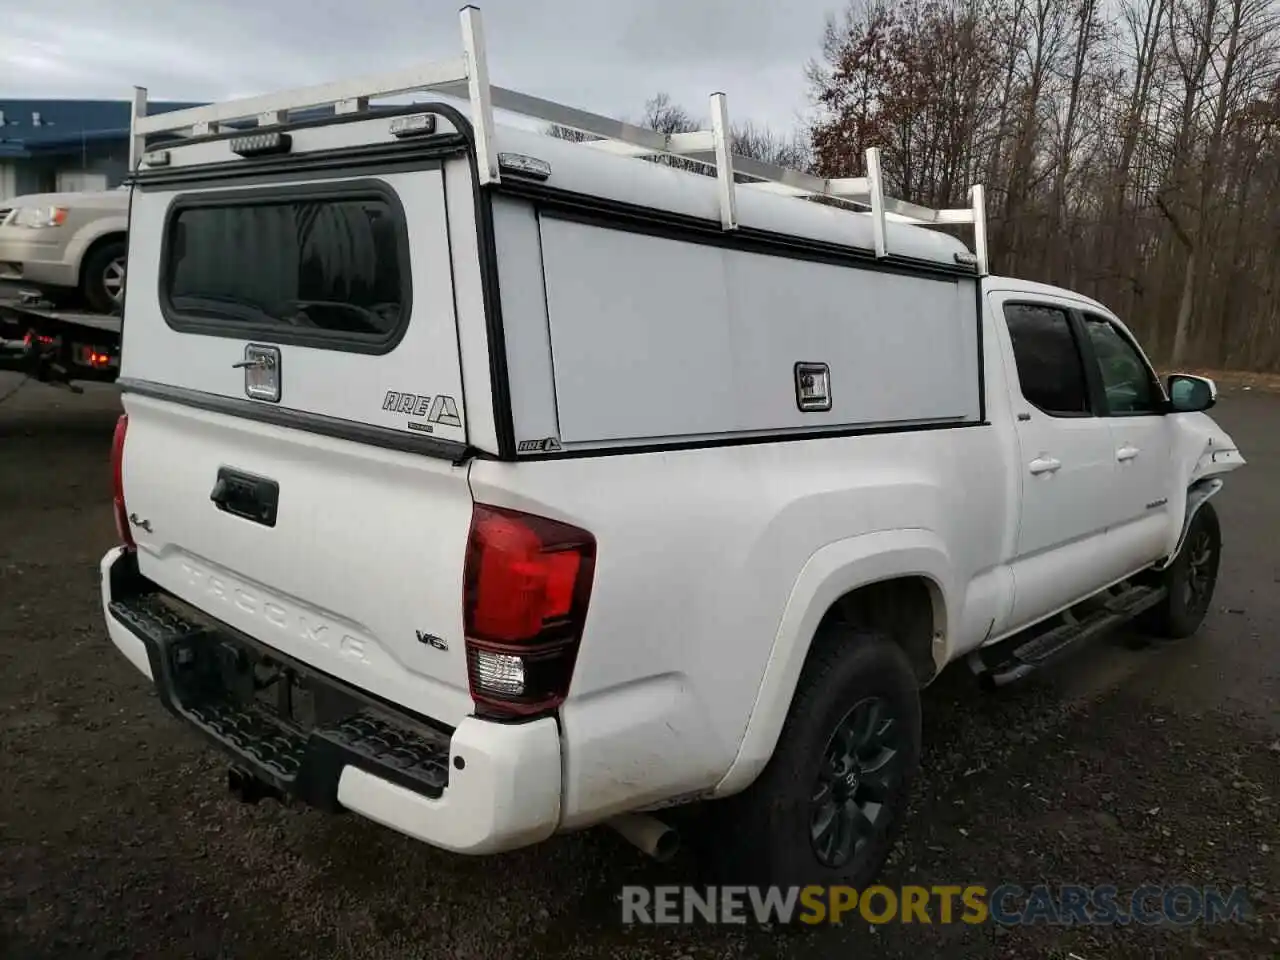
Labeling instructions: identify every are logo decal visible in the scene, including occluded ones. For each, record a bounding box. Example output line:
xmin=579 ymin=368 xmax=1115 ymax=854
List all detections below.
xmin=517 ymin=437 xmax=563 ymax=453
xmin=382 ymin=391 xmax=463 ymax=431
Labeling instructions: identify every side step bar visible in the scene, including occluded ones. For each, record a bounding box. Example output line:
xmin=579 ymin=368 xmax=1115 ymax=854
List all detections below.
xmin=969 ymin=583 xmax=1167 ymax=688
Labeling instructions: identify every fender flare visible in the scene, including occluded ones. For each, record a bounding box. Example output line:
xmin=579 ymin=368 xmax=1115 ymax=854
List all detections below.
xmin=711 ymin=528 xmax=953 ymax=797
xmin=1155 ymin=478 xmax=1223 ymax=570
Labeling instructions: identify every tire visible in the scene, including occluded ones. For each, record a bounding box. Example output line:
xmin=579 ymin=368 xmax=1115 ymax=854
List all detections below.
xmin=81 ymin=240 xmax=127 ymax=314
xmin=1138 ymin=501 xmax=1221 ymax=639
xmin=707 ymin=626 xmax=922 ymax=888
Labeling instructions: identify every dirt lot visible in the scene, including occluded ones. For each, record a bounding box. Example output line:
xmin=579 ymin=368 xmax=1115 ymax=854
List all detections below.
xmin=1 ymin=374 xmax=1276 ymax=959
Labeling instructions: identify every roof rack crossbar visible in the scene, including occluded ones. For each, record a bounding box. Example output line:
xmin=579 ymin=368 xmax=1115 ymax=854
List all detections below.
xmin=128 ymin=4 xmax=989 ymax=273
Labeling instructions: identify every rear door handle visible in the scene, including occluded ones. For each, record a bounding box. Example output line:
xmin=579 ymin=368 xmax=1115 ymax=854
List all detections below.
xmin=1029 ymin=456 xmax=1062 ymax=476
xmin=1116 ymin=445 xmax=1140 ymax=462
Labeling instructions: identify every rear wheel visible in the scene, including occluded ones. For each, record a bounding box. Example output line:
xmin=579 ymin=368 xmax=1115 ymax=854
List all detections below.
xmin=708 ymin=627 xmax=921 ymax=887
xmin=81 ymin=240 xmax=127 ymax=314
xmin=1139 ymin=501 xmax=1221 ymax=638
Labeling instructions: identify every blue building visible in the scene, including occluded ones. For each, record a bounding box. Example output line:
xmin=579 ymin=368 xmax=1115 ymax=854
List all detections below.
xmin=0 ymin=99 xmax=202 ymax=201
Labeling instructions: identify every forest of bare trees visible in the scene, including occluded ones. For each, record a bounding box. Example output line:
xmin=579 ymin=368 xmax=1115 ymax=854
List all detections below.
xmin=553 ymin=0 xmax=1280 ymax=370
xmin=809 ymin=0 xmax=1280 ymax=369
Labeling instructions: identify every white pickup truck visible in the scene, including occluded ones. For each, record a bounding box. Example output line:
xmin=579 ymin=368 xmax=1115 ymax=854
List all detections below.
xmin=99 ymin=8 xmax=1245 ymax=889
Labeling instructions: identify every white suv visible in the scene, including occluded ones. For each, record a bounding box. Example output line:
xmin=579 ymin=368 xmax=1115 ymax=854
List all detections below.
xmin=97 ymin=8 xmax=1244 ymax=888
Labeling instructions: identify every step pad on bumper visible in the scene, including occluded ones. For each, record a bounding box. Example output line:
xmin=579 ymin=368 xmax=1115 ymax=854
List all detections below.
xmin=108 ymin=588 xmax=450 ymax=810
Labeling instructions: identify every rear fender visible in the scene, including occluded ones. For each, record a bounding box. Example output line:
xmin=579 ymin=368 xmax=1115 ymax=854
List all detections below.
xmin=711 ymin=529 xmax=952 ymax=797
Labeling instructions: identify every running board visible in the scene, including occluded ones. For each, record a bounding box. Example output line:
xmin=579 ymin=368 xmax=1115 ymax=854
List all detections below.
xmin=969 ymin=584 xmax=1167 ymax=688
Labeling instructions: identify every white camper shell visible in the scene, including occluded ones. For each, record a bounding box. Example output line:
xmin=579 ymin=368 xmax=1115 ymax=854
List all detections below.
xmin=121 ymin=5 xmax=990 ymax=461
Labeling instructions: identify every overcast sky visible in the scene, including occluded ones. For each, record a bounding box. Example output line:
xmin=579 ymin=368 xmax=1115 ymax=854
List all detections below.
xmin=0 ymin=0 xmax=840 ymax=133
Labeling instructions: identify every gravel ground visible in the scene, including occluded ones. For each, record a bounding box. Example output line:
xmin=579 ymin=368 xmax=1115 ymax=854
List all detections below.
xmin=0 ymin=374 xmax=1276 ymax=959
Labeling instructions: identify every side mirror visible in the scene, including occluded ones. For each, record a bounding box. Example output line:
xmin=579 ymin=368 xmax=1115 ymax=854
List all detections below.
xmin=1167 ymin=374 xmax=1217 ymax=412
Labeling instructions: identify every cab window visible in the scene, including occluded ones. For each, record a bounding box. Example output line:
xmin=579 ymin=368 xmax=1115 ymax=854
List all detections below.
xmin=1082 ymin=314 xmax=1162 ymax=415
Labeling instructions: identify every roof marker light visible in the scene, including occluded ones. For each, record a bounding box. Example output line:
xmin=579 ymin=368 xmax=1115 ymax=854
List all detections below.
xmin=390 ymin=113 xmax=438 ymax=138
xmin=498 ymin=153 xmax=551 ymax=181
xmin=230 ymin=132 xmax=292 ymax=158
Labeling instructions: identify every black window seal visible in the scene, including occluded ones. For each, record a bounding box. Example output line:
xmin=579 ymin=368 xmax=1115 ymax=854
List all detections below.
xmin=1002 ymin=299 xmax=1095 ymax=419
xmin=159 ymin=177 xmax=413 ymax=356
xmin=1074 ymin=309 xmax=1167 ymax=418
xmin=117 ymin=377 xmax=475 ymax=465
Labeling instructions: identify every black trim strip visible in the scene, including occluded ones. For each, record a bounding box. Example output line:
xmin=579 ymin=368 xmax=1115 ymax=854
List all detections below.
xmin=134 ymin=135 xmax=468 ymax=190
xmin=973 ymin=273 xmax=987 ymax=423
xmin=159 ymin=177 xmax=415 ymax=355
xmin=143 ymin=102 xmax=450 ymax=151
xmin=1069 ymin=308 xmax=1110 ymax=417
xmin=508 ymin=418 xmax=990 ymax=461
xmin=498 ymin=178 xmax=979 ymax=282
xmin=118 ymin=377 xmax=474 ymax=464
xmin=473 ymin=182 xmax=518 ymax=460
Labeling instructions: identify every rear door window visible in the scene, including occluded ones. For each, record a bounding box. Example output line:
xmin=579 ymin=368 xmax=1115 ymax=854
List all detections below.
xmin=1003 ymin=303 xmax=1091 ymax=416
xmin=162 ymin=182 xmax=410 ymax=353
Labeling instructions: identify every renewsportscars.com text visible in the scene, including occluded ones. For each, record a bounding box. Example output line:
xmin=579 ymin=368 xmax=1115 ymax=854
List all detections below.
xmin=621 ymin=884 xmax=1253 ymax=926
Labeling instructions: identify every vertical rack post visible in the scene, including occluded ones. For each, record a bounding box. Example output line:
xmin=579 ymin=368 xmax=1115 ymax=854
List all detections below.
xmin=864 ymin=146 xmax=887 ymax=259
xmin=970 ymin=183 xmax=989 ymax=275
xmin=460 ymin=5 xmax=500 ymax=185
xmin=709 ymin=92 xmax=738 ymax=231
xmin=129 ymin=86 xmax=148 ymax=172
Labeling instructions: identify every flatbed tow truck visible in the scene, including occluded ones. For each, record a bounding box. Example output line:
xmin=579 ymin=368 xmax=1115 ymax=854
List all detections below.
xmin=0 ymin=291 xmax=121 ymax=393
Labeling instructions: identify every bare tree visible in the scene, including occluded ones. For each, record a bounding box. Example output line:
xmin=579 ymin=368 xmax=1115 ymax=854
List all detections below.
xmin=809 ymin=0 xmax=1280 ymax=370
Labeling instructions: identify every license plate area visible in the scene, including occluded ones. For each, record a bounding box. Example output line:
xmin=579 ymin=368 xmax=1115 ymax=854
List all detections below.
xmin=172 ymin=630 xmax=390 ymax=737
xmin=109 ymin=572 xmax=454 ymax=806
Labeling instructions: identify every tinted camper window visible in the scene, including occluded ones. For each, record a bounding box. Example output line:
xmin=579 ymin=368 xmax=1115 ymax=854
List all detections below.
xmin=162 ymin=183 xmax=410 ymax=353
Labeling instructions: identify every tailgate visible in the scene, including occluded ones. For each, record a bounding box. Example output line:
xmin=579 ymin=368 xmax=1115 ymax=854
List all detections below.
xmin=117 ymin=164 xmax=480 ymax=727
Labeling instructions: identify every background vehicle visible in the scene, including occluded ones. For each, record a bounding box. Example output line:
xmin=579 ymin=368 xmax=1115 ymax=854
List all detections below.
xmin=0 ymin=188 xmax=128 ymax=313
xmin=96 ymin=7 xmax=1245 ymax=889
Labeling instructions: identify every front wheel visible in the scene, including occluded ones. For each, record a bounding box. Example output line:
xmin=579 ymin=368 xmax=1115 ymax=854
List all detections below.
xmin=708 ymin=627 xmax=921 ymax=887
xmin=81 ymin=240 xmax=127 ymax=314
xmin=1139 ymin=501 xmax=1221 ymax=638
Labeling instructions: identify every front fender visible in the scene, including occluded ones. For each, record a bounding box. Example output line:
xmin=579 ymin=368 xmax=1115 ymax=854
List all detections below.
xmin=711 ymin=528 xmax=953 ymax=797
xmin=1160 ymin=411 xmax=1246 ymax=564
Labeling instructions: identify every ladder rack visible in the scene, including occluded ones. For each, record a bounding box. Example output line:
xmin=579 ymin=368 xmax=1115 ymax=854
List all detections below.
xmin=129 ymin=4 xmax=989 ymax=274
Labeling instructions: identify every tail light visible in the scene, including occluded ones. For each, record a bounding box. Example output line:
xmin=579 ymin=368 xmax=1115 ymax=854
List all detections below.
xmin=463 ymin=504 xmax=596 ymax=719
xmin=111 ymin=414 xmax=134 ymax=549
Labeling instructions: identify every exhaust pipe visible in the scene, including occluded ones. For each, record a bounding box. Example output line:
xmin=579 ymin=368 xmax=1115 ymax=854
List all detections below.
xmin=227 ymin=766 xmax=284 ymax=805
xmin=607 ymin=813 xmax=680 ymax=862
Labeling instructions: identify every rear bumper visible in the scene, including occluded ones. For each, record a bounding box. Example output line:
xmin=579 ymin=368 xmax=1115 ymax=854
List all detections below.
xmin=99 ymin=546 xmax=562 ymax=854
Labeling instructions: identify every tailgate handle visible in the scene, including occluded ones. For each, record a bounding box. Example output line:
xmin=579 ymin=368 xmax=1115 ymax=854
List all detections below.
xmin=210 ymin=468 xmax=279 ymax=527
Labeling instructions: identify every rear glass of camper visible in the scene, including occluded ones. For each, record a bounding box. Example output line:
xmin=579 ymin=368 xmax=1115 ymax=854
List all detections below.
xmin=161 ymin=182 xmax=411 ymax=353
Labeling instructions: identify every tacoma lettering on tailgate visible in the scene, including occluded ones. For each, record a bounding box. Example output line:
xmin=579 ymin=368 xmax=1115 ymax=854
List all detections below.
xmin=179 ymin=561 xmax=370 ymax=665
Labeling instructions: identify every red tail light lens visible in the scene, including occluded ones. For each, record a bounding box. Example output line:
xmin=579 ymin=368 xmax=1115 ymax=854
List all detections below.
xmin=111 ymin=413 xmax=134 ymax=549
xmin=463 ymin=504 xmax=595 ymax=718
